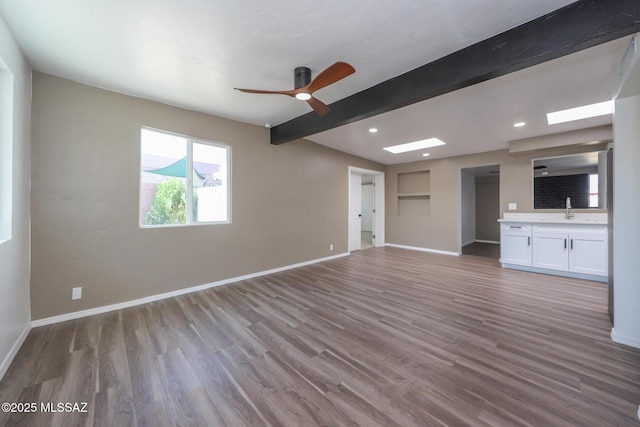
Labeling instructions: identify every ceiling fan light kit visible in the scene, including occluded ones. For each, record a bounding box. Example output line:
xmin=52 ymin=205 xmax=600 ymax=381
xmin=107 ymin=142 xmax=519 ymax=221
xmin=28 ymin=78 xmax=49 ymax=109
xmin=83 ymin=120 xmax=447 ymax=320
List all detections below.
xmin=235 ymin=62 xmax=355 ymax=116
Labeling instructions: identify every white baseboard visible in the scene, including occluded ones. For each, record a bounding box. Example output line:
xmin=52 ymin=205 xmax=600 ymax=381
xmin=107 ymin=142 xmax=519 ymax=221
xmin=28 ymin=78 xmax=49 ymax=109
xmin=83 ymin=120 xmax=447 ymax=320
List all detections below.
xmin=475 ymin=239 xmax=499 ymax=245
xmin=0 ymin=323 xmax=31 ymax=381
xmin=502 ymin=263 xmax=607 ymax=283
xmin=386 ymin=243 xmax=459 ymax=257
xmin=611 ymin=327 xmax=640 ymax=349
xmin=32 ymin=252 xmax=349 ymax=328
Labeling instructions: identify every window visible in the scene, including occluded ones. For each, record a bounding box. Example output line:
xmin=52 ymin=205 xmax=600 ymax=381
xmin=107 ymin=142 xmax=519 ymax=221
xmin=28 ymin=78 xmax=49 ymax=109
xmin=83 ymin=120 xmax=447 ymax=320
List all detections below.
xmin=140 ymin=128 xmax=230 ymax=227
xmin=589 ymin=173 xmax=599 ymax=208
xmin=0 ymin=60 xmax=13 ymax=244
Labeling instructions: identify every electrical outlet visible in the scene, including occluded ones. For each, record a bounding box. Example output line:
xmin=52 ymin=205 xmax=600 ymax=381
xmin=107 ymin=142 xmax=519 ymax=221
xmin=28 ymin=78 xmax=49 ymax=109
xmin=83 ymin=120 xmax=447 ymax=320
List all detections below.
xmin=72 ymin=287 xmax=82 ymax=300
xmin=330 ymin=244 xmax=334 ymax=251
xmin=508 ymin=203 xmax=517 ymax=211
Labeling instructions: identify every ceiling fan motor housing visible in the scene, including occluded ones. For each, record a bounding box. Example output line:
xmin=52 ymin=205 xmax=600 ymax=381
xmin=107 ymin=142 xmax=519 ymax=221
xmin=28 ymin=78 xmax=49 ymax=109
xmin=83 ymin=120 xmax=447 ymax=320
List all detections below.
xmin=294 ymin=67 xmax=311 ymax=89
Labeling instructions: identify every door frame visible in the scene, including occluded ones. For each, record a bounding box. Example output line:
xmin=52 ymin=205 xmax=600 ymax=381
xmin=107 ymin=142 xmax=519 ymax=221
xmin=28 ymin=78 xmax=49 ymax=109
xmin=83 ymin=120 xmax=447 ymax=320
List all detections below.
xmin=458 ymin=164 xmax=500 ymax=254
xmin=349 ymin=173 xmax=362 ymax=252
xmin=348 ymin=166 xmax=385 ymax=253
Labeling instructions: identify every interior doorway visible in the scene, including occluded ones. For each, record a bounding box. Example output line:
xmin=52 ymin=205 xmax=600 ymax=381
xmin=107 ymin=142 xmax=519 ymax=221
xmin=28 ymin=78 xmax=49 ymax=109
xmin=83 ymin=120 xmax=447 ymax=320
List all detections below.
xmin=360 ymin=175 xmax=375 ymax=249
xmin=459 ymin=165 xmax=501 ymax=258
xmin=349 ymin=167 xmax=385 ymax=252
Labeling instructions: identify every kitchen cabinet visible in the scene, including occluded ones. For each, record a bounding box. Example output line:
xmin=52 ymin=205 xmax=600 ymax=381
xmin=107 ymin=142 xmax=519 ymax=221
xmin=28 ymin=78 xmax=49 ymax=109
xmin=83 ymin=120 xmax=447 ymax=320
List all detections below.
xmin=532 ymin=231 xmax=569 ymax=271
xmin=568 ymin=232 xmax=608 ymax=276
xmin=500 ymin=224 xmax=532 ymax=266
xmin=499 ymin=219 xmax=607 ymax=281
xmin=532 ymin=225 xmax=607 ymax=277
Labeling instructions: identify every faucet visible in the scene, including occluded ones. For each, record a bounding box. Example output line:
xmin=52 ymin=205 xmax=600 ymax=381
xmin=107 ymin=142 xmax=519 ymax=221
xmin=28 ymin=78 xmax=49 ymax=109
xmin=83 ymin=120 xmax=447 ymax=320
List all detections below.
xmin=566 ymin=196 xmax=574 ymax=220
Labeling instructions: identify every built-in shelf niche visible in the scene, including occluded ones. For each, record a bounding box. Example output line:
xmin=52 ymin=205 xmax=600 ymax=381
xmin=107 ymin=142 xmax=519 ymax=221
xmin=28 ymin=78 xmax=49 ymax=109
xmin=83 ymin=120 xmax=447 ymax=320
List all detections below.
xmin=397 ymin=170 xmax=430 ymax=217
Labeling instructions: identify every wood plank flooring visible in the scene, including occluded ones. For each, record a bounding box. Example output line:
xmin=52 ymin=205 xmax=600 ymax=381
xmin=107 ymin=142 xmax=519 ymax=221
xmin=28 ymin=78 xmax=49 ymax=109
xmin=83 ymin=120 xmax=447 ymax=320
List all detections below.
xmin=1 ymin=247 xmax=639 ymax=426
xmin=461 ymin=242 xmax=500 ymax=259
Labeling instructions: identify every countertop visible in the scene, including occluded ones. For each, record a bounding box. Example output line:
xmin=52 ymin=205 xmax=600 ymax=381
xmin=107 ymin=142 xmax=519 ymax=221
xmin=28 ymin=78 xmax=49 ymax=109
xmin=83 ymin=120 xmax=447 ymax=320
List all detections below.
xmin=498 ymin=212 xmax=607 ymax=225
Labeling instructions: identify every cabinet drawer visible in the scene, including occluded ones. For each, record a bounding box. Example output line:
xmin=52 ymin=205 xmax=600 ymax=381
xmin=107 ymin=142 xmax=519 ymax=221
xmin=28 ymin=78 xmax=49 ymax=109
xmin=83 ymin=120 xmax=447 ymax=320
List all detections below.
xmin=501 ymin=223 xmax=531 ymax=233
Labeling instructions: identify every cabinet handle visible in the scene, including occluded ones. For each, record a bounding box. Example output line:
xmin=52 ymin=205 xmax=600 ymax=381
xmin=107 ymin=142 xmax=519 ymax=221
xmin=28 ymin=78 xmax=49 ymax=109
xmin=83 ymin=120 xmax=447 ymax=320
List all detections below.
xmin=510 ymin=226 xmax=522 ymax=229
xmin=571 ymin=239 xmax=573 ymax=250
xmin=528 ymin=236 xmax=531 ymax=246
xmin=564 ymin=239 xmax=567 ymax=249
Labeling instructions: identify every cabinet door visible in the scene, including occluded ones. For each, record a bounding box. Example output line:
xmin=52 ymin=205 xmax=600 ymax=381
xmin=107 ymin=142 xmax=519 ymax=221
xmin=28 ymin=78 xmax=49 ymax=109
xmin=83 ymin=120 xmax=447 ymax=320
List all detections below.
xmin=569 ymin=233 xmax=608 ymax=276
xmin=501 ymin=231 xmax=532 ymax=266
xmin=533 ymin=232 xmax=569 ymax=271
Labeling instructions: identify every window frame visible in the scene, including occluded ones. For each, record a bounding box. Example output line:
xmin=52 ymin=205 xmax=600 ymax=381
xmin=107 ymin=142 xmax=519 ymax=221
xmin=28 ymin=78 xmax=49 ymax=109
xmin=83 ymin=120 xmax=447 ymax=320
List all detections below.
xmin=139 ymin=127 xmax=232 ymax=228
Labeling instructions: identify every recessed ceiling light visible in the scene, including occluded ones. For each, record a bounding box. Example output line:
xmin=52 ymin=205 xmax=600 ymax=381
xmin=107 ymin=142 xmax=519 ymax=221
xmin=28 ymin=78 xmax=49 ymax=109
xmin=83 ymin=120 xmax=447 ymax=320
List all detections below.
xmin=547 ymin=100 xmax=613 ymax=125
xmin=383 ymin=138 xmax=446 ymax=154
xmin=422 ymin=153 xmax=430 ymax=157
xmin=295 ymin=92 xmax=312 ymax=100
xmin=513 ymin=122 xmax=526 ymax=128
xmin=369 ymin=128 xmax=378 ymax=133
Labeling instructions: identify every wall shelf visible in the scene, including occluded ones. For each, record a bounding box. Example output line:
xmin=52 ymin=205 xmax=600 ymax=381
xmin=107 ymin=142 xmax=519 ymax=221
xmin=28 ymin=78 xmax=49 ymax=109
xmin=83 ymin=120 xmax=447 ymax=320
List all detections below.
xmin=397 ymin=170 xmax=431 ymax=217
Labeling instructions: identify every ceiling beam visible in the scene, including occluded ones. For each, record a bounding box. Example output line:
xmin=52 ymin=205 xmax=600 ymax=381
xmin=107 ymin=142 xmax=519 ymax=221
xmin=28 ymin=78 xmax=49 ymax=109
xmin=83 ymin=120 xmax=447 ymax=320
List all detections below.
xmin=271 ymin=0 xmax=640 ymax=145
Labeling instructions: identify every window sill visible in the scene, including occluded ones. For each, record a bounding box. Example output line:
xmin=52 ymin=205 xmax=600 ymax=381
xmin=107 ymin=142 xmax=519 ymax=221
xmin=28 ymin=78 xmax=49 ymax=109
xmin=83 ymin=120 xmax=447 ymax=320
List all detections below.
xmin=139 ymin=220 xmax=231 ymax=229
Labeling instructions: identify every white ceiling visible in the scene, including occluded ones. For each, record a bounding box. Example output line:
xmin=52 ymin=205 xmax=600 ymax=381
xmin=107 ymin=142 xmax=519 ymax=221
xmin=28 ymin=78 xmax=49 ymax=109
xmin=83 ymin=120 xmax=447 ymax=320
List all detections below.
xmin=309 ymin=37 xmax=628 ymax=164
xmin=0 ymin=0 xmax=629 ymax=164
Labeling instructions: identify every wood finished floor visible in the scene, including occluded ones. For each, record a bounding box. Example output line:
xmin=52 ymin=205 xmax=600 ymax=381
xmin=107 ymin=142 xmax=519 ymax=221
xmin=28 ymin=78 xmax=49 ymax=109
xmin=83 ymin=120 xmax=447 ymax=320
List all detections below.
xmin=2 ymin=247 xmax=640 ymax=426
xmin=461 ymin=242 xmax=500 ymax=259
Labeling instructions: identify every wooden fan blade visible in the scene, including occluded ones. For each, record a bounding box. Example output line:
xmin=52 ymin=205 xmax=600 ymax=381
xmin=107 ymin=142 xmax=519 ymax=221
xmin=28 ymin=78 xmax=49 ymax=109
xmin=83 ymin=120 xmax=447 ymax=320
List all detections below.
xmin=234 ymin=87 xmax=296 ymax=96
xmin=306 ymin=96 xmax=331 ymax=116
xmin=306 ymin=62 xmax=355 ymax=94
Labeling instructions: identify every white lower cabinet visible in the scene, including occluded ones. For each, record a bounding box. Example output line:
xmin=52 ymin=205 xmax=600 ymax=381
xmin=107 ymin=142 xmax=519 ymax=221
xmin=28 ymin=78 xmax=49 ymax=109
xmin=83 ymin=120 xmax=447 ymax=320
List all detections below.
xmin=532 ymin=232 xmax=569 ymax=271
xmin=500 ymin=224 xmax=532 ymax=266
xmin=567 ymin=232 xmax=608 ymax=276
xmin=500 ymin=221 xmax=608 ymax=280
xmin=532 ymin=226 xmax=607 ymax=277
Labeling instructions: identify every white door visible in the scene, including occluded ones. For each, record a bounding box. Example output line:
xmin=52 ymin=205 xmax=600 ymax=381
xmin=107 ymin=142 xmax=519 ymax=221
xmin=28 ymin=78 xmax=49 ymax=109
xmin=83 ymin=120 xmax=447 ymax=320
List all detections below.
xmin=361 ymin=183 xmax=374 ymax=232
xmin=350 ymin=174 xmax=362 ymax=251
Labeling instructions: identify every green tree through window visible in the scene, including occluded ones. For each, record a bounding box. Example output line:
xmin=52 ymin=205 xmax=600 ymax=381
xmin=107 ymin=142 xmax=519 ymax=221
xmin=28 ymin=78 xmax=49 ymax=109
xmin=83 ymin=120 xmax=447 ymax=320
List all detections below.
xmin=145 ymin=178 xmax=187 ymax=225
xmin=140 ymin=128 xmax=230 ymax=226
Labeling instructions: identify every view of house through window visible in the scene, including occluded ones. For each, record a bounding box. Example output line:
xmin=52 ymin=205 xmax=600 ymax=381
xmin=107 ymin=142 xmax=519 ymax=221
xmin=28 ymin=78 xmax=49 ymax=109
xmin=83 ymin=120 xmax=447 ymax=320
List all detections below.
xmin=140 ymin=128 xmax=230 ymax=226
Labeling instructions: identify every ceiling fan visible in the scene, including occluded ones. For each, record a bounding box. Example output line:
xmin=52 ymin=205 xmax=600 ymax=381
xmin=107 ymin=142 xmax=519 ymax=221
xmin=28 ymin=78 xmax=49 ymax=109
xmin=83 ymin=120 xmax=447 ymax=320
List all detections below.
xmin=234 ymin=61 xmax=355 ymax=117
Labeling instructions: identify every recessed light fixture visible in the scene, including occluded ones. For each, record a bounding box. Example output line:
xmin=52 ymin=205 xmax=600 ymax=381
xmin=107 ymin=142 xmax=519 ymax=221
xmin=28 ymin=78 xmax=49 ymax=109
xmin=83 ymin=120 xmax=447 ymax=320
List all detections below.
xmin=383 ymin=137 xmax=446 ymax=154
xmin=513 ymin=122 xmax=526 ymax=128
xmin=422 ymin=153 xmax=430 ymax=157
xmin=369 ymin=128 xmax=378 ymax=133
xmin=295 ymin=92 xmax=312 ymax=101
xmin=547 ymin=100 xmax=613 ymax=125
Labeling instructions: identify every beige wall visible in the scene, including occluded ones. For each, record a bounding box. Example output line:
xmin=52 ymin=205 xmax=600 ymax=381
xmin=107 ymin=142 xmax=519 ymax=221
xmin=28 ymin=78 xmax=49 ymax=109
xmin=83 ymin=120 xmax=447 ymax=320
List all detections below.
xmin=0 ymin=16 xmax=31 ymax=376
xmin=386 ymin=144 xmax=607 ymax=253
xmin=30 ymin=73 xmax=382 ymax=320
